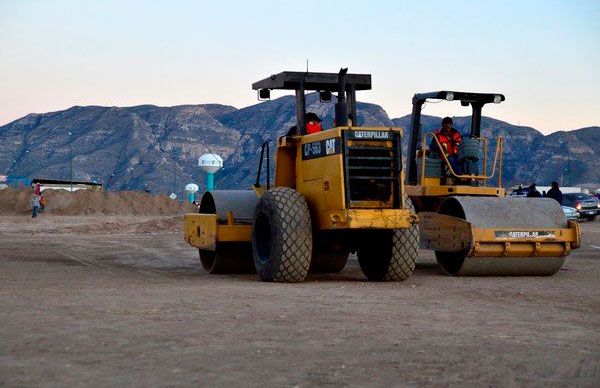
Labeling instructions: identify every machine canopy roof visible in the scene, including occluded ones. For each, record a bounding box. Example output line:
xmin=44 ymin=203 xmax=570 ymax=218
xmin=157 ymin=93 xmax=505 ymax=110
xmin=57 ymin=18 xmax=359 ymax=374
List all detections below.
xmin=413 ymin=91 xmax=505 ymax=105
xmin=252 ymin=71 xmax=372 ymax=92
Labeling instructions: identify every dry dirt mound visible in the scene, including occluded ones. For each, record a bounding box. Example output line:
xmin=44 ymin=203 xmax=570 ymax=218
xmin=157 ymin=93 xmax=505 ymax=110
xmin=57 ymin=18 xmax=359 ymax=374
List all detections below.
xmin=0 ymin=188 xmax=195 ymax=215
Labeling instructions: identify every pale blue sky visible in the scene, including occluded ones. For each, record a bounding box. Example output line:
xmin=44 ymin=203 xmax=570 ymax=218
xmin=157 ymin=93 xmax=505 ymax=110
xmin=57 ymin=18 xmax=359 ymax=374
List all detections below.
xmin=1 ymin=0 xmax=598 ymax=133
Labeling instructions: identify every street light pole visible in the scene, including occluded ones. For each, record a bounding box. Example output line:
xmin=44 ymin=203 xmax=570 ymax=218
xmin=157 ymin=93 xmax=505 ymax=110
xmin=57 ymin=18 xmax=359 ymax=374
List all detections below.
xmin=68 ymin=131 xmax=73 ymax=192
xmin=24 ymin=150 xmax=29 ymax=179
xmin=564 ymin=144 xmax=571 ymax=187
xmin=11 ymin=149 xmax=16 ymax=175
xmin=567 ymin=154 xmax=572 ymax=187
xmin=558 ymin=140 xmax=572 ymax=187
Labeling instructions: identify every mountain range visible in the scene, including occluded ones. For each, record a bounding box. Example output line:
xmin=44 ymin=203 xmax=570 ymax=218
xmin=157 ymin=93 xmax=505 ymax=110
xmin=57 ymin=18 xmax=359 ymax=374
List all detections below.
xmin=1 ymin=94 xmax=598 ymax=197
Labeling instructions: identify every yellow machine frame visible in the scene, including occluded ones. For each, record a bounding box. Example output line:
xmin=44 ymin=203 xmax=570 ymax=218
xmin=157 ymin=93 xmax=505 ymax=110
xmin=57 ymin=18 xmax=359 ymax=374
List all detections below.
xmin=185 ymin=126 xmax=417 ymax=251
xmin=406 ymin=132 xmax=580 ymax=259
xmin=405 ymin=132 xmax=506 ymax=198
xmin=403 ymin=90 xmax=580 ymax=275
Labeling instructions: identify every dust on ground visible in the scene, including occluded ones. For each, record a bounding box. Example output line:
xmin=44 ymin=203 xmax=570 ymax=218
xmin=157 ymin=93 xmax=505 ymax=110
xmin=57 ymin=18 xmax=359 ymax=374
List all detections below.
xmin=1 ymin=214 xmax=599 ymax=387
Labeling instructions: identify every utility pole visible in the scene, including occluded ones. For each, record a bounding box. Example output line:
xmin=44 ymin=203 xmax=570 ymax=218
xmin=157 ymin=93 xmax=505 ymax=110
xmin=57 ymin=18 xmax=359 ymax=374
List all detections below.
xmin=558 ymin=140 xmax=572 ymax=187
xmin=567 ymin=153 xmax=572 ymax=187
xmin=68 ymin=131 xmax=73 ymax=192
xmin=11 ymin=149 xmax=16 ymax=175
xmin=24 ymin=149 xmax=29 ymax=179
xmin=172 ymin=147 xmax=181 ymax=198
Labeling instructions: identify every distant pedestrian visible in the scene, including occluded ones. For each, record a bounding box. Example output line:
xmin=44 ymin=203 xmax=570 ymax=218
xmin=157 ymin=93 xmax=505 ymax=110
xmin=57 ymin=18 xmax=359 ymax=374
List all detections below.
xmin=545 ymin=181 xmax=563 ymax=205
xmin=32 ymin=195 xmax=40 ymax=218
xmin=34 ymin=183 xmax=41 ymax=195
xmin=526 ymin=184 xmax=542 ymax=198
xmin=39 ymin=195 xmax=47 ymax=213
xmin=515 ymin=185 xmax=524 ymax=195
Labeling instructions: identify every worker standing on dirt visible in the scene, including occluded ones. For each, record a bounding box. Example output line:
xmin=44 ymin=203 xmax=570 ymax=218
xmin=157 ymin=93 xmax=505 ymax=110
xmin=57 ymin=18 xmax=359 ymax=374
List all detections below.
xmin=430 ymin=117 xmax=463 ymax=174
xmin=515 ymin=185 xmax=524 ymax=195
xmin=31 ymin=194 xmax=40 ymax=218
xmin=39 ymin=195 xmax=47 ymax=213
xmin=545 ymin=182 xmax=563 ymax=205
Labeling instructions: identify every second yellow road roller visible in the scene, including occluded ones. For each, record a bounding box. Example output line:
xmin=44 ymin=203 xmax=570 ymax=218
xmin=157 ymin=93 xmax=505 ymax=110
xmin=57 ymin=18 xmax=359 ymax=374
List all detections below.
xmin=405 ymin=91 xmax=580 ymax=275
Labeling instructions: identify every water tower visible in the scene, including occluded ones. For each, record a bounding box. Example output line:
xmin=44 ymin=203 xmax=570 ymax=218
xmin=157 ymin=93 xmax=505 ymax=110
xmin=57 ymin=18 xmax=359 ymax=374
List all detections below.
xmin=198 ymin=153 xmax=223 ymax=192
xmin=184 ymin=183 xmax=199 ymax=203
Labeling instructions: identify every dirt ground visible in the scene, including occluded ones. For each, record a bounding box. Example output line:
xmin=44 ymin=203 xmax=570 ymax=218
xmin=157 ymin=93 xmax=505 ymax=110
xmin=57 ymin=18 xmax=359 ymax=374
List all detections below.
xmin=0 ymin=188 xmax=194 ymax=216
xmin=1 ymin=214 xmax=599 ymax=387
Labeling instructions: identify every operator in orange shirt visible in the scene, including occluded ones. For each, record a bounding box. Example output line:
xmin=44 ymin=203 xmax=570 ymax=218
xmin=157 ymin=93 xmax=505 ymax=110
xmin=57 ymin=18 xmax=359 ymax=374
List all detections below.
xmin=429 ymin=117 xmax=464 ymax=175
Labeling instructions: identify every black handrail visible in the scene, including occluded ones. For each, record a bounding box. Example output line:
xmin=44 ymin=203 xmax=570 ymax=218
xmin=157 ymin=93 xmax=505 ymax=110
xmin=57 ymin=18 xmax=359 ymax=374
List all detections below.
xmin=255 ymin=141 xmax=270 ymax=189
xmin=393 ymin=130 xmax=402 ymax=208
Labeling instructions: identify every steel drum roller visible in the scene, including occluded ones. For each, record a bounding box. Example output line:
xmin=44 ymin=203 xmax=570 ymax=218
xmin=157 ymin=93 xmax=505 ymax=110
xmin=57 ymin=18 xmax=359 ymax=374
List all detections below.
xmin=199 ymin=190 xmax=258 ymax=224
xmin=435 ymin=197 xmax=569 ymax=276
xmin=198 ymin=190 xmax=258 ymax=274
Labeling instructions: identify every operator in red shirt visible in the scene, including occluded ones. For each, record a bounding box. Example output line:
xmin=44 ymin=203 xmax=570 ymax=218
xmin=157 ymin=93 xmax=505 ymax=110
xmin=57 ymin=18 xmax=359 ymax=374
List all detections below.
xmin=429 ymin=117 xmax=464 ymax=175
xmin=285 ymin=112 xmax=323 ymax=136
xmin=305 ymin=112 xmax=323 ymax=134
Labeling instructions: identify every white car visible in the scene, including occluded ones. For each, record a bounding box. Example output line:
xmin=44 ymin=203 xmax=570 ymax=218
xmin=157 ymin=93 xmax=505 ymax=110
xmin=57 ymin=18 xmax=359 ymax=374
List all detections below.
xmin=563 ymin=193 xmax=599 ymax=221
xmin=562 ymin=206 xmax=579 ymax=221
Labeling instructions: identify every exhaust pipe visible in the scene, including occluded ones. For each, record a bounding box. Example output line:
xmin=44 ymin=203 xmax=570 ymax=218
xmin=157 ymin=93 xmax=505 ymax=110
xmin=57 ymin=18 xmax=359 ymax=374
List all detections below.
xmin=335 ymin=68 xmax=349 ymax=127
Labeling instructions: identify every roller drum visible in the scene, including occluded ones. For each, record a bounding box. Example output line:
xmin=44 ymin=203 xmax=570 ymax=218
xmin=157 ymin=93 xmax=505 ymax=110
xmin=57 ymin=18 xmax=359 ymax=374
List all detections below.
xmin=199 ymin=243 xmax=256 ymax=274
xmin=435 ymin=196 xmax=568 ymax=276
xmin=199 ymin=190 xmax=258 ymax=224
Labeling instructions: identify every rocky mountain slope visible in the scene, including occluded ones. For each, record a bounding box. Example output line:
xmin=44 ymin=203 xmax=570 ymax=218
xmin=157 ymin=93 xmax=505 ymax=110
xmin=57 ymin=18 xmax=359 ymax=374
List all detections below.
xmin=392 ymin=115 xmax=599 ymax=186
xmin=1 ymin=95 xmax=598 ymax=196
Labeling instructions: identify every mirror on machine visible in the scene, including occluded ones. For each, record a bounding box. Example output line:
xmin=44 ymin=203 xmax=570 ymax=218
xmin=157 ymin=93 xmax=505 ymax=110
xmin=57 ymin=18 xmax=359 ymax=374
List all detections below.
xmin=258 ymin=88 xmax=271 ymax=101
xmin=319 ymin=90 xmax=332 ymax=102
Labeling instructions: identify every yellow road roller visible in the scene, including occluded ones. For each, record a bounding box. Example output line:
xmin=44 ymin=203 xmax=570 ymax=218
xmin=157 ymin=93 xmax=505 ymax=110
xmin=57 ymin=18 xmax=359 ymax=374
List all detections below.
xmin=184 ymin=69 xmax=419 ymax=282
xmin=405 ymin=91 xmax=580 ymax=275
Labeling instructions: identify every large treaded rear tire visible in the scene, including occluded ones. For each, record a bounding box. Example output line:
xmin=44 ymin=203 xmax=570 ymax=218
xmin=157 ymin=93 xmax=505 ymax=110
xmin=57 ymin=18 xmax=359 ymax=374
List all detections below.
xmin=357 ymin=197 xmax=419 ymax=281
xmin=252 ymin=187 xmax=312 ymax=283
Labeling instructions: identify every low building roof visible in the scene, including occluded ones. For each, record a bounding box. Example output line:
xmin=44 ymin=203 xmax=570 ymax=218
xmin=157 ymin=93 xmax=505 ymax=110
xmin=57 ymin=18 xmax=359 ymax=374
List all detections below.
xmin=31 ymin=178 xmax=102 ymax=186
